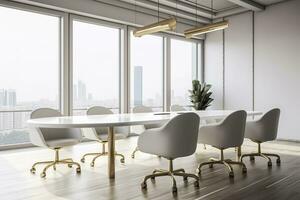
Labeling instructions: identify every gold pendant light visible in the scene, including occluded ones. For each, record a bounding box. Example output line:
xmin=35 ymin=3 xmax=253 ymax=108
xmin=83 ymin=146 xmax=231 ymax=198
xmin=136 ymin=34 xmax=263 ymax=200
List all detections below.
xmin=184 ymin=0 xmax=228 ymax=38
xmin=184 ymin=20 xmax=229 ymax=38
xmin=133 ymin=0 xmax=177 ymax=37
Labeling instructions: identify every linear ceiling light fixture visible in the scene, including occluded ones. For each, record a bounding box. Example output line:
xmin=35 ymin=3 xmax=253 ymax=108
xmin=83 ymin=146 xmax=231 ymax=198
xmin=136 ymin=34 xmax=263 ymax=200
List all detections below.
xmin=133 ymin=0 xmax=177 ymax=37
xmin=184 ymin=0 xmax=228 ymax=38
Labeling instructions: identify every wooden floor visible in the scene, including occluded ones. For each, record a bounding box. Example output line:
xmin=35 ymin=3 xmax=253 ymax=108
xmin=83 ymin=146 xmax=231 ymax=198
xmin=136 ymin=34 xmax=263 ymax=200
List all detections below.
xmin=0 ymin=137 xmax=300 ymax=200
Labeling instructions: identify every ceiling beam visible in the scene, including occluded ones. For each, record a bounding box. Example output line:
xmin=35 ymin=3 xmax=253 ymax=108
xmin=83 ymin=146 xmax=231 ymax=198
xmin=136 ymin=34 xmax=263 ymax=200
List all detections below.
xmin=158 ymin=0 xmax=215 ymax=19
xmin=215 ymin=7 xmax=248 ymax=19
xmin=227 ymin=0 xmax=265 ymax=11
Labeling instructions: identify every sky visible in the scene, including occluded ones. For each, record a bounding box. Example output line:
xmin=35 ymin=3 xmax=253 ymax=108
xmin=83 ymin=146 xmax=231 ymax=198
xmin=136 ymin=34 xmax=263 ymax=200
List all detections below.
xmin=0 ymin=6 xmax=59 ymax=102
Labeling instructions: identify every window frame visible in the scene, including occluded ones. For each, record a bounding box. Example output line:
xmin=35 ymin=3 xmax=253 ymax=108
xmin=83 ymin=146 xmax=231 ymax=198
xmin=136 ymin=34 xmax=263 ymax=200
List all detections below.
xmin=0 ymin=0 xmax=204 ymax=150
xmin=127 ymin=26 xmax=204 ymax=112
xmin=169 ymin=37 xmax=201 ymax=108
xmin=0 ymin=0 xmax=66 ymax=150
xmin=128 ymin=28 xmax=166 ymax=112
xmin=69 ymin=14 xmax=126 ymax=115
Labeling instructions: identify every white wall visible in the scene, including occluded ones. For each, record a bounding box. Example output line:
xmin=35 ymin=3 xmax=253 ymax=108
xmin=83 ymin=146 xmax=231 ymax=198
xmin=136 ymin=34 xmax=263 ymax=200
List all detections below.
xmin=204 ymin=31 xmax=224 ymax=109
xmin=205 ymin=0 xmax=300 ymax=140
xmin=224 ymin=12 xmax=253 ymax=111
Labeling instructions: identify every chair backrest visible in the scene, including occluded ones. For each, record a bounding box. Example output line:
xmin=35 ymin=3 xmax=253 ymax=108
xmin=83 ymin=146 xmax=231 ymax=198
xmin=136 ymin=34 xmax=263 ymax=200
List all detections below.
xmin=87 ymin=106 xmax=113 ymax=115
xmin=30 ymin=108 xmax=82 ymax=141
xmin=218 ymin=110 xmax=247 ymax=148
xmin=132 ymin=105 xmax=153 ymax=113
xmin=87 ymin=106 xmax=113 ymax=135
xmin=162 ymin=112 xmax=200 ymax=158
xmin=260 ymin=108 xmax=280 ymax=140
xmin=132 ymin=105 xmax=162 ymax=129
xmin=248 ymin=108 xmax=280 ymax=142
xmin=170 ymin=105 xmax=186 ymax=112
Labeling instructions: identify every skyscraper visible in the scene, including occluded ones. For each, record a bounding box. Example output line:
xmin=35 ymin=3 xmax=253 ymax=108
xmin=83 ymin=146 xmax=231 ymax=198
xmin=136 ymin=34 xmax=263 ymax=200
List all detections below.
xmin=7 ymin=89 xmax=16 ymax=107
xmin=78 ymin=80 xmax=87 ymax=102
xmin=0 ymin=89 xmax=6 ymax=106
xmin=0 ymin=89 xmax=16 ymax=107
xmin=73 ymin=84 xmax=78 ymax=101
xmin=134 ymin=66 xmax=143 ymax=106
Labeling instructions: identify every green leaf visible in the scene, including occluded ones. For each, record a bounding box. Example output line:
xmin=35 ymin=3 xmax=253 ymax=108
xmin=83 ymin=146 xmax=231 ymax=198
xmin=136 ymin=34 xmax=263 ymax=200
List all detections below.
xmin=188 ymin=80 xmax=214 ymax=110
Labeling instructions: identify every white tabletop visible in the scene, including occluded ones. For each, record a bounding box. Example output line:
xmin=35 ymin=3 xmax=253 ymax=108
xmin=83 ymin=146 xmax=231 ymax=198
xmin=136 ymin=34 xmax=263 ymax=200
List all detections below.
xmin=27 ymin=110 xmax=262 ymax=128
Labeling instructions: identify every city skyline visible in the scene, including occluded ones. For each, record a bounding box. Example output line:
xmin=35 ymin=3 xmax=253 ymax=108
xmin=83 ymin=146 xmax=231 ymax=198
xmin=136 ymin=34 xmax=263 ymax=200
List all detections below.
xmin=0 ymin=89 xmax=16 ymax=107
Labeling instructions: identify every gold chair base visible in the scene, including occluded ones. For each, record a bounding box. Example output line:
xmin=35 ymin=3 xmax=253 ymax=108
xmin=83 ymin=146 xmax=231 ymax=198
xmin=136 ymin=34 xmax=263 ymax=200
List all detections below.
xmin=30 ymin=148 xmax=81 ymax=178
xmin=81 ymin=142 xmax=125 ymax=166
xmin=241 ymin=143 xmax=281 ymax=167
xmin=141 ymin=160 xmax=199 ymax=194
xmin=198 ymin=149 xmax=247 ymax=178
xmin=131 ymin=147 xmax=139 ymax=159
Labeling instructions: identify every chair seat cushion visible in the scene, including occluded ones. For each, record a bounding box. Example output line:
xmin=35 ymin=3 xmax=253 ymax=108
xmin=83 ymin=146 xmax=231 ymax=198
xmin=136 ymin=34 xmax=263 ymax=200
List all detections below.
xmin=46 ymin=138 xmax=80 ymax=148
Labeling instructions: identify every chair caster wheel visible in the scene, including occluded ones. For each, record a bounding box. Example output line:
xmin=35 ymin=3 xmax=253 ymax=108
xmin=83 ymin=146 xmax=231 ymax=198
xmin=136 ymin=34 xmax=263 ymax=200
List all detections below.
xmin=141 ymin=182 xmax=147 ymax=189
xmin=90 ymin=162 xmax=95 ymax=167
xmin=229 ymin=171 xmax=234 ymax=178
xmin=68 ymin=164 xmax=73 ymax=168
xmin=40 ymin=172 xmax=46 ymax=178
xmin=53 ymin=165 xmax=56 ymax=170
xmin=76 ymin=167 xmax=81 ymax=174
xmin=242 ymin=167 xmax=247 ymax=174
xmin=172 ymin=186 xmax=177 ymax=194
xmin=250 ymin=156 xmax=255 ymax=161
xmin=268 ymin=161 xmax=272 ymax=167
xmin=30 ymin=168 xmax=36 ymax=174
xmin=194 ymin=181 xmax=200 ymax=188
xmin=209 ymin=164 xmax=213 ymax=168
xmin=276 ymin=159 xmax=281 ymax=165
xmin=80 ymin=158 xmax=85 ymax=163
xmin=197 ymin=169 xmax=201 ymax=175
xmin=150 ymin=176 xmax=155 ymax=180
xmin=183 ymin=176 xmax=188 ymax=181
xmin=120 ymin=158 xmax=125 ymax=164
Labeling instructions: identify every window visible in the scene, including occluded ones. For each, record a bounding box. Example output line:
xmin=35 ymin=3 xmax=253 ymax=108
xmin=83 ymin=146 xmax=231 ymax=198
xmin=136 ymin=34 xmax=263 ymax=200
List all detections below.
xmin=170 ymin=39 xmax=198 ymax=107
xmin=0 ymin=6 xmax=61 ymax=146
xmin=130 ymin=32 xmax=164 ymax=111
xmin=72 ymin=19 xmax=120 ymax=115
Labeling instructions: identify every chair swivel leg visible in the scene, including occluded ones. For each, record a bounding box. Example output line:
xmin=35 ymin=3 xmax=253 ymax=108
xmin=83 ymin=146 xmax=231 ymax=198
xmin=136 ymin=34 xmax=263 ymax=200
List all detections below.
xmin=198 ymin=149 xmax=247 ymax=178
xmin=30 ymin=148 xmax=81 ymax=178
xmin=241 ymin=143 xmax=281 ymax=167
xmin=141 ymin=160 xmax=199 ymax=194
xmin=81 ymin=142 xmax=125 ymax=167
xmin=131 ymin=147 xmax=139 ymax=159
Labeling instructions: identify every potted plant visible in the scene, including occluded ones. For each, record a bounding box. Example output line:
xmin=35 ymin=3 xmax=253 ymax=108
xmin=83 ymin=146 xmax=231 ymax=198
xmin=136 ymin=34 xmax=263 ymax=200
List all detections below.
xmin=189 ymin=80 xmax=213 ymax=110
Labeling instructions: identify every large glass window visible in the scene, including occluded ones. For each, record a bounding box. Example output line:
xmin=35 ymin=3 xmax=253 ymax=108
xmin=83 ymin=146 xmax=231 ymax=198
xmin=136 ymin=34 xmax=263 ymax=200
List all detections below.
xmin=0 ymin=6 xmax=60 ymax=146
xmin=72 ymin=20 xmax=120 ymax=115
xmin=170 ymin=38 xmax=198 ymax=107
xmin=130 ymin=32 xmax=164 ymax=111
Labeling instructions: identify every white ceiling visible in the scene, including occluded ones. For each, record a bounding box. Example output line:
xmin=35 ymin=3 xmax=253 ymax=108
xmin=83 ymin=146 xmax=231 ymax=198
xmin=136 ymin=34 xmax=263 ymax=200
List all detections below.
xmin=182 ymin=0 xmax=287 ymax=11
xmin=115 ymin=0 xmax=288 ymax=24
xmin=183 ymin=0 xmax=239 ymax=11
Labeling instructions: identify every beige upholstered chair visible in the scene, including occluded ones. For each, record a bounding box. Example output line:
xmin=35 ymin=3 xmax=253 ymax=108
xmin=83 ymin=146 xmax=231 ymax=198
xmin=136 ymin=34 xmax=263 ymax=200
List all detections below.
xmin=138 ymin=113 xmax=200 ymax=194
xmin=131 ymin=105 xmax=163 ymax=158
xmin=29 ymin=108 xmax=82 ymax=178
xmin=241 ymin=108 xmax=281 ymax=167
xmin=81 ymin=106 xmax=127 ymax=167
xmin=198 ymin=110 xmax=248 ymax=178
xmin=170 ymin=104 xmax=207 ymax=150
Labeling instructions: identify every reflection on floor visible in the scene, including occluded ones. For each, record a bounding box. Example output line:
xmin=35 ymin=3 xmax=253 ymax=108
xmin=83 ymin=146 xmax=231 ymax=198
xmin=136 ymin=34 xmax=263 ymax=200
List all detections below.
xmin=0 ymin=137 xmax=300 ymax=200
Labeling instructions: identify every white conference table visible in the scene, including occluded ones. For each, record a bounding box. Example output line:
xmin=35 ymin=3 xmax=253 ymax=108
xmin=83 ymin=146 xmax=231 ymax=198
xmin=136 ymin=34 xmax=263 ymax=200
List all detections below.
xmin=27 ymin=110 xmax=262 ymax=179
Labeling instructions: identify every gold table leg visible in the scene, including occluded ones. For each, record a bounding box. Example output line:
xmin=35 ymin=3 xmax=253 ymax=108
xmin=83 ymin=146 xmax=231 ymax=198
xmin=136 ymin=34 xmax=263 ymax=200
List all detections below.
xmin=108 ymin=126 xmax=115 ymax=179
